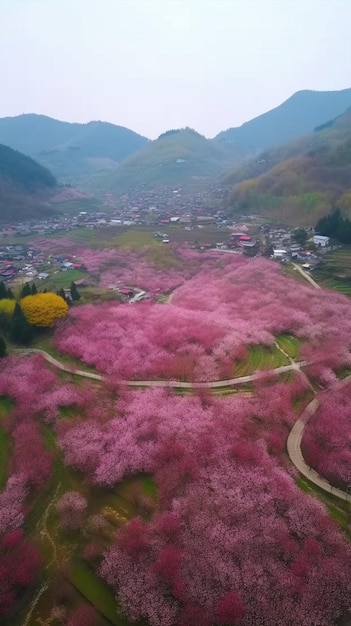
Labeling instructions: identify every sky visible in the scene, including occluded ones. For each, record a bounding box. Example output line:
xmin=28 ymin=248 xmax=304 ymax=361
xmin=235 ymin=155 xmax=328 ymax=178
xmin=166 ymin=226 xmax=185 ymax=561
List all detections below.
xmin=1 ymin=0 xmax=351 ymax=139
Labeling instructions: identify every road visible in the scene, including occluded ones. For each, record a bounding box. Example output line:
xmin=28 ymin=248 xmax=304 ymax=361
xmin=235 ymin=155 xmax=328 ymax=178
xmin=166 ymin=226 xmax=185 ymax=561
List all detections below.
xmin=14 ymin=348 xmax=351 ymax=502
xmin=287 ymin=389 xmax=351 ymax=502
xmin=292 ymin=263 xmax=321 ymax=289
xmin=14 ymin=348 xmax=307 ymax=389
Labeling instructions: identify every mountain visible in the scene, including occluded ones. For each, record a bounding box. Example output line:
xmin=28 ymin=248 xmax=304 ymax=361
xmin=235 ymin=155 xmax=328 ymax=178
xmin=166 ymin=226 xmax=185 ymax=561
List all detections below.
xmin=225 ymin=108 xmax=351 ymax=225
xmin=93 ymin=128 xmax=243 ymax=192
xmin=216 ymin=88 xmax=351 ymax=153
xmin=0 ymin=114 xmax=149 ymax=183
xmin=0 ymin=143 xmax=58 ymax=221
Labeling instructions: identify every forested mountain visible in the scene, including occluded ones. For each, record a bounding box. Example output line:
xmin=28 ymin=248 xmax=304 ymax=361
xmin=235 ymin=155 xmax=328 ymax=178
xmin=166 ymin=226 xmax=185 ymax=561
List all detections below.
xmin=0 ymin=143 xmax=57 ymax=221
xmin=225 ymin=108 xmax=351 ymax=225
xmin=216 ymin=88 xmax=351 ymax=153
xmin=93 ymin=127 xmax=243 ymax=192
xmin=0 ymin=114 xmax=149 ymax=183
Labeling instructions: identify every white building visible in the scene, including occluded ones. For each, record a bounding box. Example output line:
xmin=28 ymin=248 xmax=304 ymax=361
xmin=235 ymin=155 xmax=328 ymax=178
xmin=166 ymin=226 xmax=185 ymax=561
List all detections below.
xmin=273 ymin=249 xmax=287 ymax=259
xmin=313 ymin=235 xmax=329 ymax=247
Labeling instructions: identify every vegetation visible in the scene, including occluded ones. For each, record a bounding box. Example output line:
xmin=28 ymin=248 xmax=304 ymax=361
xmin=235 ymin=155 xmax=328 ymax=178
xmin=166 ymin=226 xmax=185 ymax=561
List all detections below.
xmin=93 ymin=127 xmax=242 ymax=192
xmin=316 ymin=208 xmax=351 ymax=244
xmin=0 ymin=114 xmax=148 ymax=183
xmin=0 ymin=142 xmax=56 ymax=191
xmin=0 ymin=143 xmax=58 ymax=221
xmin=0 ymin=336 xmax=6 ymax=358
xmin=21 ymin=293 xmax=68 ymax=327
xmin=225 ymin=108 xmax=351 ymax=225
xmin=2 ymin=251 xmax=351 ymax=625
xmin=0 ymin=284 xmax=69 ymax=344
xmin=312 ymin=246 xmax=351 ymax=296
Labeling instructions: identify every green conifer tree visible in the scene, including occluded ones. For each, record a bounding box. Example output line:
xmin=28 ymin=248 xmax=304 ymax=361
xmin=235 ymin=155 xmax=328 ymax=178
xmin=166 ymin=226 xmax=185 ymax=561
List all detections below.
xmin=70 ymin=282 xmax=80 ymax=301
xmin=0 ymin=335 xmax=7 ymax=358
xmin=0 ymin=281 xmax=7 ymax=300
xmin=20 ymin=283 xmax=31 ymax=298
xmin=10 ymin=302 xmax=34 ymax=344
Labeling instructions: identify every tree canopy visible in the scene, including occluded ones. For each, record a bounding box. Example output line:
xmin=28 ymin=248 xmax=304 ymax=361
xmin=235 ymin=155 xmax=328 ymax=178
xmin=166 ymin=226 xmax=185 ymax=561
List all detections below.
xmin=316 ymin=208 xmax=351 ymax=244
xmin=21 ymin=293 xmax=68 ymax=327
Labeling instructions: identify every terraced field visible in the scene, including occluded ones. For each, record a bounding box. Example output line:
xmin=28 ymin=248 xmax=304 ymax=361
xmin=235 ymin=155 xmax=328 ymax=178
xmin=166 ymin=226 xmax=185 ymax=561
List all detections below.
xmin=313 ymin=247 xmax=351 ymax=296
xmin=233 ymin=343 xmax=289 ymax=376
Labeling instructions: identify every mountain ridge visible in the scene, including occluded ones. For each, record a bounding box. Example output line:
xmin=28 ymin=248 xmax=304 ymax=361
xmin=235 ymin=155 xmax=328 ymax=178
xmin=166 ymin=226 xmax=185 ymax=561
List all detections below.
xmin=0 ymin=142 xmax=58 ymax=221
xmin=0 ymin=114 xmax=149 ymax=183
xmin=225 ymin=107 xmax=351 ymax=226
xmin=216 ymin=88 xmax=351 ymax=152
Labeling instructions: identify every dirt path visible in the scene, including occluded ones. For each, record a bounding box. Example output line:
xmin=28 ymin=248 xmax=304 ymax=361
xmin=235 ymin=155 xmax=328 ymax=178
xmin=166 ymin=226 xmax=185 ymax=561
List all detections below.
xmin=287 ymin=378 xmax=351 ymax=502
xmin=292 ymin=263 xmax=321 ymax=289
xmin=14 ymin=348 xmax=350 ymax=502
xmin=15 ymin=348 xmax=308 ymax=389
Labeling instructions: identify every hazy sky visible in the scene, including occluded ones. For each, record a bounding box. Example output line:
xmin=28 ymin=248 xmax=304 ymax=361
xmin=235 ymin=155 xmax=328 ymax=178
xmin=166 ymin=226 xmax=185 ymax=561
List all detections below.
xmin=1 ymin=0 xmax=351 ymax=138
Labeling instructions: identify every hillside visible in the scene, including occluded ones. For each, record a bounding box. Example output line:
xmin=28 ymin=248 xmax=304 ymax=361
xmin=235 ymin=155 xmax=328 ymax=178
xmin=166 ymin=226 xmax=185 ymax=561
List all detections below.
xmin=0 ymin=143 xmax=57 ymax=221
xmin=216 ymin=88 xmax=351 ymax=153
xmin=225 ymin=108 xmax=351 ymax=225
xmin=0 ymin=114 xmax=149 ymax=183
xmin=93 ymin=128 xmax=242 ymax=192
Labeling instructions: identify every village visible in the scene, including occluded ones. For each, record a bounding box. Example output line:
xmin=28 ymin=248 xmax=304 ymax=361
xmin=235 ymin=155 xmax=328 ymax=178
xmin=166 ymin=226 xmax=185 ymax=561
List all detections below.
xmin=0 ymin=214 xmax=333 ymax=304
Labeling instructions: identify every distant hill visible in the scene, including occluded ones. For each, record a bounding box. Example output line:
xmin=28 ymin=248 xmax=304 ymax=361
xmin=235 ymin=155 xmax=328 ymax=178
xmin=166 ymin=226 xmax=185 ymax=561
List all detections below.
xmin=0 ymin=143 xmax=58 ymax=221
xmin=216 ymin=88 xmax=351 ymax=153
xmin=0 ymin=114 xmax=149 ymax=183
xmin=93 ymin=127 xmax=243 ymax=192
xmin=225 ymin=108 xmax=351 ymax=225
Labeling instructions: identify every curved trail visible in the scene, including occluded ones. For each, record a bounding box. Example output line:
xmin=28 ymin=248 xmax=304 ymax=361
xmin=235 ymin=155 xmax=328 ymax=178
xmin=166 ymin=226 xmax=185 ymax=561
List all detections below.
xmin=286 ymin=261 xmax=350 ymax=500
xmin=287 ymin=377 xmax=351 ymax=502
xmin=15 ymin=348 xmax=307 ymax=389
xmin=14 ymin=348 xmax=350 ymax=502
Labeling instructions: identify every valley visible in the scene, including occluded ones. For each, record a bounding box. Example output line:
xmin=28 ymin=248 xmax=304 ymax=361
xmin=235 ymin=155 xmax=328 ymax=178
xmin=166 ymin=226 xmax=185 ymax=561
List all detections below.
xmin=1 ymin=87 xmax=351 ymax=626
xmin=1 ymin=216 xmax=351 ymax=625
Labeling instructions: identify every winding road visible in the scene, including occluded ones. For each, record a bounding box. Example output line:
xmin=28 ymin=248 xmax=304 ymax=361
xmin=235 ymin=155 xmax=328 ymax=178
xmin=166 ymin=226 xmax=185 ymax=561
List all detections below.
xmin=14 ymin=338 xmax=351 ymax=502
xmin=14 ymin=347 xmax=307 ymax=389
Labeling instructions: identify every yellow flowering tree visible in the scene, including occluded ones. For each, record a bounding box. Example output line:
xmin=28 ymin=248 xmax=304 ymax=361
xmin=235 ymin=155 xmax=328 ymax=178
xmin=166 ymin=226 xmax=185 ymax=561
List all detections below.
xmin=0 ymin=298 xmax=16 ymax=316
xmin=21 ymin=293 xmax=68 ymax=327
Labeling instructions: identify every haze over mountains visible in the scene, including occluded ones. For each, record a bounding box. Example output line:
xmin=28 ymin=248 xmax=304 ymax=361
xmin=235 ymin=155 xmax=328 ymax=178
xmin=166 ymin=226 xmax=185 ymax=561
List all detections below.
xmin=0 ymin=114 xmax=148 ymax=183
xmin=1 ymin=87 xmax=351 ymax=222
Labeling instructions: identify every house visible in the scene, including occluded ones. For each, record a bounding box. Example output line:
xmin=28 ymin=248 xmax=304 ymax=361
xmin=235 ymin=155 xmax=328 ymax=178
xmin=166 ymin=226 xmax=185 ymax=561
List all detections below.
xmin=273 ymin=249 xmax=288 ymax=259
xmin=313 ymin=235 xmax=329 ymax=247
xmin=242 ymin=241 xmax=258 ymax=256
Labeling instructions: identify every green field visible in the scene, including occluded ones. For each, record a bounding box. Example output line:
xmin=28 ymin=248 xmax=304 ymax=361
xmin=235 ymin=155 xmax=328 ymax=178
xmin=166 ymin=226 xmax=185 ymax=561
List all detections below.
xmin=296 ymin=476 xmax=351 ymax=537
xmin=36 ymin=268 xmax=88 ymax=291
xmin=276 ymin=334 xmax=300 ymax=359
xmin=234 ymin=343 xmax=289 ymax=376
xmin=69 ymin=561 xmax=133 ymax=626
xmin=313 ymin=247 xmax=351 ymax=296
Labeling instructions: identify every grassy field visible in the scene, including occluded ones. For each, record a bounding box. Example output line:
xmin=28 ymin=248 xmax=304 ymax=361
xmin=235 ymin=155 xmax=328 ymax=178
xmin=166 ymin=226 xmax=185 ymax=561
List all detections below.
xmin=36 ymin=268 xmax=88 ymax=291
xmin=31 ymin=336 xmax=100 ymax=374
xmin=69 ymin=560 xmax=133 ymax=626
xmin=296 ymin=476 xmax=351 ymax=537
xmin=312 ymin=247 xmax=351 ymax=296
xmin=234 ymin=344 xmax=289 ymax=376
xmin=276 ymin=334 xmax=301 ymax=359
